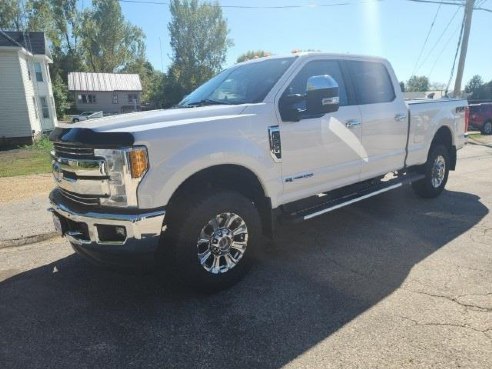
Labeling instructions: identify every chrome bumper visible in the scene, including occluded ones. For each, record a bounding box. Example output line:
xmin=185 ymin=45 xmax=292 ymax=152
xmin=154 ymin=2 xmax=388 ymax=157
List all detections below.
xmin=48 ymin=192 xmax=165 ymax=252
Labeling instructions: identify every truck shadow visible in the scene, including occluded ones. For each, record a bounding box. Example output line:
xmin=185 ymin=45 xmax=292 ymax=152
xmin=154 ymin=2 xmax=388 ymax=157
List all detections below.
xmin=0 ymin=188 xmax=488 ymax=369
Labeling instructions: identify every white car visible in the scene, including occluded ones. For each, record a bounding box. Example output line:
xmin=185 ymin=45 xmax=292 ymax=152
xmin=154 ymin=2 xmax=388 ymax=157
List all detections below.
xmin=71 ymin=111 xmax=103 ymax=123
xmin=49 ymin=53 xmax=467 ymax=291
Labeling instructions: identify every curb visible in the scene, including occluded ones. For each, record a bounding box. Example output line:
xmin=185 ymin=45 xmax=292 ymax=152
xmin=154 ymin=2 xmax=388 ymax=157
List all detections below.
xmin=0 ymin=232 xmax=60 ymax=249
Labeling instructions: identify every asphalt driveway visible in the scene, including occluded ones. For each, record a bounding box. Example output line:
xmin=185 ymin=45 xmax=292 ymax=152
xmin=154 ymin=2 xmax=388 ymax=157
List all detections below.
xmin=0 ymin=143 xmax=490 ymax=369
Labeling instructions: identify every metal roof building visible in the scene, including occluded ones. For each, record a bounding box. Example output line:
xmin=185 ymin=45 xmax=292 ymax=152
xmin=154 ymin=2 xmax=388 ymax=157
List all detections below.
xmin=68 ymin=72 xmax=142 ymax=92
xmin=67 ymin=72 xmax=142 ymax=114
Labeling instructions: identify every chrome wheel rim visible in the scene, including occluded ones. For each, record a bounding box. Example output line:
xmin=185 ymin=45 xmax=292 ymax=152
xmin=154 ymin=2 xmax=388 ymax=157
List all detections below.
xmin=196 ymin=212 xmax=248 ymax=274
xmin=431 ymin=155 xmax=446 ymax=188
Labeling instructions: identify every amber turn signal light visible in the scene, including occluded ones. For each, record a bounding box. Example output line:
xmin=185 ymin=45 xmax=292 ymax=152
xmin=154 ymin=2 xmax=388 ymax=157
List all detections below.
xmin=129 ymin=148 xmax=148 ymax=178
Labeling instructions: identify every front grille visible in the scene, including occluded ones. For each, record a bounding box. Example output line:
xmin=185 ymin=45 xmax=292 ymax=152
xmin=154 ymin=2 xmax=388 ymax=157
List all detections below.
xmin=59 ymin=188 xmax=103 ymax=206
xmin=52 ymin=142 xmax=110 ymax=206
xmin=54 ymin=143 xmax=94 ymax=159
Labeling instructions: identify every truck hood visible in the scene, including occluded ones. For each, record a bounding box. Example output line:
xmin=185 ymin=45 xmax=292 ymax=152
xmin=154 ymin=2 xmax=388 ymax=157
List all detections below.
xmin=59 ymin=105 xmax=250 ymax=133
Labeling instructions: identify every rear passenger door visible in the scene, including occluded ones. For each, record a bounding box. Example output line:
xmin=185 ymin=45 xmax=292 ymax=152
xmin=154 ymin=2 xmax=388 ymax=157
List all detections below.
xmin=345 ymin=60 xmax=408 ymax=180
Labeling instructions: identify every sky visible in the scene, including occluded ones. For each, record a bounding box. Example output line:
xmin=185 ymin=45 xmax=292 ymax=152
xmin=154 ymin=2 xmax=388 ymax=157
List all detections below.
xmin=114 ymin=0 xmax=492 ymax=88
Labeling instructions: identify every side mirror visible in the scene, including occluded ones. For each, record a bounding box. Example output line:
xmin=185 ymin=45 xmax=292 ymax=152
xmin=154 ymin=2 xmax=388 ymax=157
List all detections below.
xmin=305 ymin=75 xmax=340 ymax=115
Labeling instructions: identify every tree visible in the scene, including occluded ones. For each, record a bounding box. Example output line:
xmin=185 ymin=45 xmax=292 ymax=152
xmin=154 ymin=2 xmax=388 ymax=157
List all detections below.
xmin=236 ymin=50 xmax=271 ymax=63
xmin=468 ymin=80 xmax=492 ymax=101
xmin=123 ymin=59 xmax=165 ymax=106
xmin=0 ymin=0 xmax=25 ymax=31
xmin=465 ymin=75 xmax=483 ymax=95
xmin=430 ymin=82 xmax=446 ymax=91
xmin=167 ymin=0 xmax=232 ymax=97
xmin=81 ymin=0 xmax=146 ymax=72
xmin=52 ymin=73 xmax=70 ymax=118
xmin=406 ymin=75 xmax=430 ymax=92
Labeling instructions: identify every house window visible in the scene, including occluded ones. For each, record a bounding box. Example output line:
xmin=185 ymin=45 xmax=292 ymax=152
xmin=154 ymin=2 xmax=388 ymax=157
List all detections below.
xmin=40 ymin=97 xmax=49 ymax=118
xmin=113 ymin=93 xmax=118 ymax=104
xmin=128 ymin=94 xmax=137 ymax=103
xmin=34 ymin=63 xmax=43 ymax=82
xmin=78 ymin=94 xmax=96 ymax=104
xmin=32 ymin=97 xmax=38 ymax=119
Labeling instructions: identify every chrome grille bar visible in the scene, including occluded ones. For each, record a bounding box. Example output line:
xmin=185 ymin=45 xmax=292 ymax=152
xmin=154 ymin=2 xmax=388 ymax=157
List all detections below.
xmin=53 ymin=143 xmax=94 ymax=158
xmin=56 ymin=156 xmax=107 ymax=177
xmin=59 ymin=188 xmax=102 ymax=206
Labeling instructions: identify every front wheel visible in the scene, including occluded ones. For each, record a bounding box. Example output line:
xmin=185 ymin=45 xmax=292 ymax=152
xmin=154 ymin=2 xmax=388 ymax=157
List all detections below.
xmin=412 ymin=144 xmax=450 ymax=198
xmin=160 ymin=191 xmax=262 ymax=291
xmin=482 ymin=121 xmax=492 ymax=135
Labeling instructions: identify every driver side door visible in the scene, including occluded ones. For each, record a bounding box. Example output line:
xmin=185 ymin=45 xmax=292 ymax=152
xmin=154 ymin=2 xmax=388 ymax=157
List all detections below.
xmin=276 ymin=59 xmax=364 ymax=204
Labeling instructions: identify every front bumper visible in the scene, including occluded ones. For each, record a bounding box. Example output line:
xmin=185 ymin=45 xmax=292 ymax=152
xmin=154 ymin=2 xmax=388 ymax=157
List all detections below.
xmin=48 ymin=190 xmax=165 ymax=266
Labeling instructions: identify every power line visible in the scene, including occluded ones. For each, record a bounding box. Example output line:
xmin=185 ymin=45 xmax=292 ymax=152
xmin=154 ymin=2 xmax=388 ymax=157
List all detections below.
xmin=412 ymin=1 xmax=443 ymax=76
xmin=118 ymin=0 xmax=354 ymax=8
xmin=118 ymin=0 xmax=492 ymax=12
xmin=415 ymin=5 xmax=461 ymax=71
xmin=427 ymin=22 xmax=461 ymax=78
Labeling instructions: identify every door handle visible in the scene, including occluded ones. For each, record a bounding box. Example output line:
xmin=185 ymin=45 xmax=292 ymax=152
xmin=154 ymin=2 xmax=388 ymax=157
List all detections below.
xmin=395 ymin=113 xmax=407 ymax=122
xmin=346 ymin=119 xmax=361 ymax=128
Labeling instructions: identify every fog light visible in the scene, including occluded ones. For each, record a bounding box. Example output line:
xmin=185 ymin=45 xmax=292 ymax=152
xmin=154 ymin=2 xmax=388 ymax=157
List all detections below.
xmin=115 ymin=226 xmax=126 ymax=237
xmin=96 ymin=224 xmax=127 ymax=243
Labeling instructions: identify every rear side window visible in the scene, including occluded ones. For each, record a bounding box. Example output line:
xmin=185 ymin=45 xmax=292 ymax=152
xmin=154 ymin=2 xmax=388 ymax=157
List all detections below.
xmin=284 ymin=60 xmax=348 ymax=106
xmin=346 ymin=61 xmax=395 ymax=104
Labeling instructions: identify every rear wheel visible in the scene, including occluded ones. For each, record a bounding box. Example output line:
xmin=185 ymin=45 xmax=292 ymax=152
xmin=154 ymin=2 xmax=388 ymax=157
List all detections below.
xmin=160 ymin=191 xmax=261 ymax=292
xmin=72 ymin=118 xmax=79 ymax=123
xmin=482 ymin=121 xmax=492 ymax=135
xmin=412 ymin=144 xmax=450 ymax=198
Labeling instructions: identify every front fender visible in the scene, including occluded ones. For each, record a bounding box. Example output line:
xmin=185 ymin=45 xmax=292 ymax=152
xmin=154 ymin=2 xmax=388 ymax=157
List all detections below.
xmin=137 ymin=137 xmax=282 ymax=209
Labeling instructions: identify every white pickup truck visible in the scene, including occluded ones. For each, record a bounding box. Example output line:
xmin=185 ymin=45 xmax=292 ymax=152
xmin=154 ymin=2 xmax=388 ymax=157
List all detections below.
xmin=49 ymin=53 xmax=467 ymax=290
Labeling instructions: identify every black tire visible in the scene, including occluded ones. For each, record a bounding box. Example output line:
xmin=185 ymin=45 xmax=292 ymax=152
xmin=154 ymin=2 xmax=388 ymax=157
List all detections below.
xmin=160 ymin=191 xmax=262 ymax=292
xmin=482 ymin=121 xmax=492 ymax=135
xmin=72 ymin=118 xmax=79 ymax=123
xmin=412 ymin=144 xmax=450 ymax=198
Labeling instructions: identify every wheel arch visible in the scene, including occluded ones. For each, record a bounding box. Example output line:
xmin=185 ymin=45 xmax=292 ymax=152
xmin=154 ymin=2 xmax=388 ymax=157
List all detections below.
xmin=164 ymin=164 xmax=274 ymax=238
xmin=431 ymin=125 xmax=456 ymax=170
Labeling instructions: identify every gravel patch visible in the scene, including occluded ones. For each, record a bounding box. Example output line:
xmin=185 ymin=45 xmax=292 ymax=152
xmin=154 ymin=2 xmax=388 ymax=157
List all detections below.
xmin=0 ymin=173 xmax=54 ymax=203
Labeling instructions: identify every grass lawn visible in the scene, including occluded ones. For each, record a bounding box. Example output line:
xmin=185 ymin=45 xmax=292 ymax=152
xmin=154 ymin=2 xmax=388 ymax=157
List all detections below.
xmin=0 ymin=138 xmax=53 ymax=177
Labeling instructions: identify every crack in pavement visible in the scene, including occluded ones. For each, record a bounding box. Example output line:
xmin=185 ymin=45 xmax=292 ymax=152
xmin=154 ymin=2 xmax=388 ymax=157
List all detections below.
xmin=399 ymin=316 xmax=492 ymax=339
xmin=404 ymin=289 xmax=492 ymax=312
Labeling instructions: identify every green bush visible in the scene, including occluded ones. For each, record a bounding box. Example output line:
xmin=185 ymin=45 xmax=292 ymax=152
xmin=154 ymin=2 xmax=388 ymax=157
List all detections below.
xmin=25 ymin=135 xmax=53 ymax=152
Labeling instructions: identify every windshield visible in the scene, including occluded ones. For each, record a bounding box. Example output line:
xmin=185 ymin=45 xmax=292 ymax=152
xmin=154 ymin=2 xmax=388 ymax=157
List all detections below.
xmin=178 ymin=57 xmax=295 ymax=107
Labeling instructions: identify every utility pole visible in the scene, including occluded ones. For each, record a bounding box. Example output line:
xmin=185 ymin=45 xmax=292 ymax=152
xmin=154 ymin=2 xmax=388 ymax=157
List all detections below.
xmin=453 ymin=0 xmax=474 ymax=97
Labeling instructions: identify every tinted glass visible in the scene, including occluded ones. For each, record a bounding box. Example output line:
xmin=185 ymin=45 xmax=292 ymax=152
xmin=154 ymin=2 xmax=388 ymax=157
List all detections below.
xmin=284 ymin=60 xmax=348 ymax=106
xmin=346 ymin=61 xmax=395 ymax=104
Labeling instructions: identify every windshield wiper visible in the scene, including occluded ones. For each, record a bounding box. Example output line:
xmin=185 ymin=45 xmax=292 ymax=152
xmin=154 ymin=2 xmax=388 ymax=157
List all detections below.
xmin=184 ymin=98 xmax=232 ymax=107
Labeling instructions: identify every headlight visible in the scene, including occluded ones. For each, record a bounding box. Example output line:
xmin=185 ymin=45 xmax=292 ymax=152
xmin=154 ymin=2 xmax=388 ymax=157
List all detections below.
xmin=95 ymin=147 xmax=149 ymax=208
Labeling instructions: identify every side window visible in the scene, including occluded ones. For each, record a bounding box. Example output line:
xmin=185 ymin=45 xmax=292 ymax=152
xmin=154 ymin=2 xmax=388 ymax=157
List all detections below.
xmin=284 ymin=60 xmax=348 ymax=106
xmin=39 ymin=96 xmax=49 ymax=118
xmin=346 ymin=61 xmax=395 ymax=104
xmin=34 ymin=63 xmax=43 ymax=82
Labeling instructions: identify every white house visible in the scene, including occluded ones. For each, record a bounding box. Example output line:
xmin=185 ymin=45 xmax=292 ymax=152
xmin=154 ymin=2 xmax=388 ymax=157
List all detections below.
xmin=0 ymin=31 xmax=57 ymax=146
